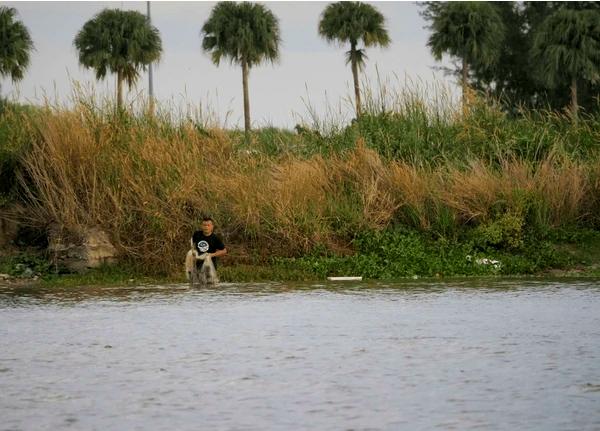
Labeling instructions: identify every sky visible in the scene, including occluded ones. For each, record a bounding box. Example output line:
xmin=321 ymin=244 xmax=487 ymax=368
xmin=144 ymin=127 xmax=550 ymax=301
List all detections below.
xmin=0 ymin=1 xmax=456 ymax=129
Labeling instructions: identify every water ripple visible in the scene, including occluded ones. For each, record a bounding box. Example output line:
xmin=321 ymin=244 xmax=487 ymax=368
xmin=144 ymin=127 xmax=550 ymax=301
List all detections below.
xmin=1 ymin=280 xmax=599 ymax=430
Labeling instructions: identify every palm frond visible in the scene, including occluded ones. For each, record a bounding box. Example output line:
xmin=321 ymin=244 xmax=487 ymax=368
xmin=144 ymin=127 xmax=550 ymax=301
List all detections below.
xmin=201 ymin=2 xmax=281 ymax=68
xmin=0 ymin=6 xmax=34 ymax=83
xmin=424 ymin=2 xmax=505 ymax=68
xmin=345 ymin=48 xmax=367 ymax=70
xmin=531 ymin=9 xmax=600 ymax=88
xmin=74 ymin=8 xmax=162 ymax=90
xmin=318 ymin=1 xmax=390 ymax=49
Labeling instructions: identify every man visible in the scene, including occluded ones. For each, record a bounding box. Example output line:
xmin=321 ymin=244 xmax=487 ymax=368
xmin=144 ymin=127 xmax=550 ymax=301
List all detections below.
xmin=191 ymin=217 xmax=227 ymax=270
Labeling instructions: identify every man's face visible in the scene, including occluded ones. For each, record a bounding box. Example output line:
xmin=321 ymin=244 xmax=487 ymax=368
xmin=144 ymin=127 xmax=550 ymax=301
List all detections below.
xmin=201 ymin=220 xmax=214 ymax=235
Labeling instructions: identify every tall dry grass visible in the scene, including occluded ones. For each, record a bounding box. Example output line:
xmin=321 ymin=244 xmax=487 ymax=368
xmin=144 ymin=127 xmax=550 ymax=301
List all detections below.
xmin=9 ymin=93 xmax=599 ymax=274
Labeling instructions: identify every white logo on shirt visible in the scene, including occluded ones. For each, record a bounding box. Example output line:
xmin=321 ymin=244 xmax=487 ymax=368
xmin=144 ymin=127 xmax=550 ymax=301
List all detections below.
xmin=197 ymin=240 xmax=209 ymax=253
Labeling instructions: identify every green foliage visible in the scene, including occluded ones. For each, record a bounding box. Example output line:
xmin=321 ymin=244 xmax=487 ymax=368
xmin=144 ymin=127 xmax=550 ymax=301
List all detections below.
xmin=74 ymin=8 xmax=162 ymax=108
xmin=354 ymin=111 xmax=455 ymax=161
xmin=318 ymin=1 xmax=390 ymax=68
xmin=318 ymin=1 xmax=390 ymax=47
xmin=0 ymin=6 xmax=34 ymax=83
xmin=201 ymin=2 xmax=280 ymax=67
xmin=74 ymin=8 xmax=162 ymax=84
xmin=470 ymin=213 xmax=525 ymax=251
xmin=531 ymin=9 xmax=600 ymax=89
xmin=0 ymin=252 xmax=51 ymax=277
xmin=274 ymin=223 xmax=577 ymax=280
xmin=247 ymin=127 xmax=299 ymax=156
xmin=451 ymin=2 xmax=600 ymax=113
xmin=544 ymin=226 xmax=600 ymax=264
xmin=423 ymin=2 xmax=505 ymax=71
xmin=495 ymin=239 xmax=567 ymax=274
xmin=467 ymin=3 xmax=533 ymax=111
xmin=327 ymin=99 xmax=600 ymax=165
xmin=276 ymin=227 xmax=486 ymax=279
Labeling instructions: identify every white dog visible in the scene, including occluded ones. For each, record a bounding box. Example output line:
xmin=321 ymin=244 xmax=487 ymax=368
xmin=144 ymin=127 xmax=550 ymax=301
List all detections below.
xmin=185 ymin=249 xmax=219 ymax=287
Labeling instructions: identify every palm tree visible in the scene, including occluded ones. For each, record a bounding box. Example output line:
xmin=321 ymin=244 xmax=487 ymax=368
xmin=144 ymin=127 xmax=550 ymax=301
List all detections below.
xmin=318 ymin=2 xmax=390 ymax=120
xmin=0 ymin=7 xmax=34 ymax=91
xmin=423 ymin=2 xmax=505 ymax=108
xmin=531 ymin=8 xmax=600 ymax=119
xmin=74 ymin=8 xmax=162 ymax=110
xmin=202 ymin=2 xmax=280 ymax=139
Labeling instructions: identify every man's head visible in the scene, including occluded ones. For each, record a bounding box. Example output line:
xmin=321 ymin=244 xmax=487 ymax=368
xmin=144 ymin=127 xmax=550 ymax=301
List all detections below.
xmin=201 ymin=217 xmax=214 ymax=235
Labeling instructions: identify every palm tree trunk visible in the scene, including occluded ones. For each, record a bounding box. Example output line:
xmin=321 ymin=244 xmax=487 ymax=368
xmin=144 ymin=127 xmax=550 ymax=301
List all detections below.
xmin=570 ymin=76 xmax=578 ymax=121
xmin=462 ymin=56 xmax=468 ymax=111
xmin=117 ymin=70 xmax=123 ymax=111
xmin=351 ymin=41 xmax=361 ymax=120
xmin=242 ymin=59 xmax=251 ymax=141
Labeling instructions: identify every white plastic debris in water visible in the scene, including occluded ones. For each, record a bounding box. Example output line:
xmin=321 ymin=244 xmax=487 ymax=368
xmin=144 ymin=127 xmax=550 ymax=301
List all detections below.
xmin=327 ymin=276 xmax=363 ymax=281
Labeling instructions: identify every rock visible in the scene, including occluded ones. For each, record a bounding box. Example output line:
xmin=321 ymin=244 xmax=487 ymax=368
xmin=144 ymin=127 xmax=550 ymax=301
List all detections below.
xmin=48 ymin=226 xmax=118 ymax=273
xmin=0 ymin=273 xmax=11 ymax=280
xmin=84 ymin=227 xmax=118 ymax=268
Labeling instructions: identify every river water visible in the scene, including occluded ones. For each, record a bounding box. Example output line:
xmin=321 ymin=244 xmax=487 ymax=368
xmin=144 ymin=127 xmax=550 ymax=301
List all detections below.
xmin=1 ymin=279 xmax=599 ymax=431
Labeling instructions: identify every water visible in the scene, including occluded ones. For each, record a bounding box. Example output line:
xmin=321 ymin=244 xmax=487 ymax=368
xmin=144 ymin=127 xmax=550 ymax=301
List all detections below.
xmin=1 ymin=279 xmax=599 ymax=431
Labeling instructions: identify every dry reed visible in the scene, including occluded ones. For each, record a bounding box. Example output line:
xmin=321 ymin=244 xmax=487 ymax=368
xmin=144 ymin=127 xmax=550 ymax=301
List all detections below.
xmin=14 ymin=99 xmax=598 ymax=274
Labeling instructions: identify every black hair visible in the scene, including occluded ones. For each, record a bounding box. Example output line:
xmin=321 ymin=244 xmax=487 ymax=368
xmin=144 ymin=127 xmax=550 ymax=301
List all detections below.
xmin=202 ymin=216 xmax=214 ymax=223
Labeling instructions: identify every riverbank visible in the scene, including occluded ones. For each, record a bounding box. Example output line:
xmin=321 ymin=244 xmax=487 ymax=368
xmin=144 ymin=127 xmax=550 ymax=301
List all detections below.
xmin=2 ymin=225 xmax=600 ymax=287
xmin=2 ymin=88 xmax=600 ymax=281
xmin=2 ymin=261 xmax=600 ymax=289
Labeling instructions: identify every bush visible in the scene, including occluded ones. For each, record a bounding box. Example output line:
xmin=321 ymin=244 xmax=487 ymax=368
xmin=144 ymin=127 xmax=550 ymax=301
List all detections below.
xmin=470 ymin=213 xmax=525 ymax=251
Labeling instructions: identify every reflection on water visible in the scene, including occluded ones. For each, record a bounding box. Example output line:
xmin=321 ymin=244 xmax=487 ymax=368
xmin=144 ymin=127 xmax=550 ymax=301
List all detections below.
xmin=1 ymin=279 xmax=599 ymax=430
xmin=1 ymin=278 xmax=592 ymax=305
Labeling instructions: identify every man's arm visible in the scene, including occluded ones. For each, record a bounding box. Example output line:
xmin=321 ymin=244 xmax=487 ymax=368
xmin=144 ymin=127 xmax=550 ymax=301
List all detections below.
xmin=209 ymin=235 xmax=227 ymax=258
xmin=211 ymin=248 xmax=227 ymax=258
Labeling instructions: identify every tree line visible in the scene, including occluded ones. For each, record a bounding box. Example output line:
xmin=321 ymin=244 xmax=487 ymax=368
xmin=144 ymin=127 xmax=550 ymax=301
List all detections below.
xmin=1 ymin=1 xmax=599 ymax=136
xmin=422 ymin=1 xmax=600 ymax=119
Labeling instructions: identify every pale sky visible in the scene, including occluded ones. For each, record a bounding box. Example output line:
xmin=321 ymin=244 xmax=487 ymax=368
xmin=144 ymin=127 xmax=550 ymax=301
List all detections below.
xmin=0 ymin=1 xmax=456 ymax=129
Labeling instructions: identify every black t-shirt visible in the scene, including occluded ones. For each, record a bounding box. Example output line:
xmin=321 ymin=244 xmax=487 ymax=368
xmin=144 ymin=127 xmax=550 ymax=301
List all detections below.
xmin=191 ymin=231 xmax=225 ymax=268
